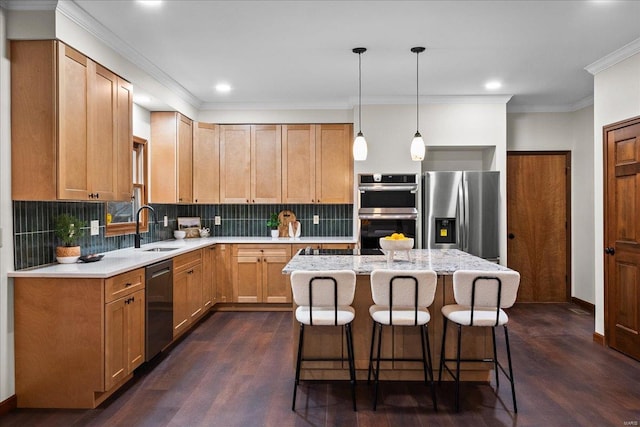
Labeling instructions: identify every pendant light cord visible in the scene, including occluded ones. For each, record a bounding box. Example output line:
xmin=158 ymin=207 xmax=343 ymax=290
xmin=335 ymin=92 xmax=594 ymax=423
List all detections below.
xmin=359 ymin=51 xmax=363 ymax=134
xmin=416 ymin=50 xmax=419 ymax=133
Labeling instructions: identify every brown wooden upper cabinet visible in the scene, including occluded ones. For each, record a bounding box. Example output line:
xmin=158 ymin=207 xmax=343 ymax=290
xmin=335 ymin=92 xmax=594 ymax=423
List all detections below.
xmin=219 ymin=124 xmax=282 ymax=204
xmin=193 ymin=122 xmax=220 ymax=204
xmin=282 ymin=124 xmax=353 ymax=204
xmin=11 ymin=40 xmax=133 ymax=201
xmin=150 ymin=112 xmax=193 ymax=203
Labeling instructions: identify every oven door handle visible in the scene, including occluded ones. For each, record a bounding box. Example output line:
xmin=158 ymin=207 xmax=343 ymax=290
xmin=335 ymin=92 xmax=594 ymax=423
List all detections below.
xmin=358 ymin=213 xmax=418 ymax=220
xmin=358 ymin=185 xmax=418 ymax=193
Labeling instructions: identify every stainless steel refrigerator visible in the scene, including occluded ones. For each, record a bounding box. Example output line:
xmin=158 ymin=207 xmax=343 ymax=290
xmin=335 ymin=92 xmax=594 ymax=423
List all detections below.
xmin=422 ymin=171 xmax=499 ymax=260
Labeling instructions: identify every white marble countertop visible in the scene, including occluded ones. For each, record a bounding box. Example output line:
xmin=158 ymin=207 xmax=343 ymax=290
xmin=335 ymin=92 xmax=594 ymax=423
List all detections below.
xmin=282 ymin=249 xmax=509 ymax=275
xmin=9 ymin=236 xmax=356 ymax=279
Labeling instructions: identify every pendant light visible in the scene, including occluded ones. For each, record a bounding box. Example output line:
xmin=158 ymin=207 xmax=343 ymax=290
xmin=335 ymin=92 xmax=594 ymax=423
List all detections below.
xmin=410 ymin=47 xmax=426 ymax=161
xmin=352 ymin=47 xmax=367 ymax=161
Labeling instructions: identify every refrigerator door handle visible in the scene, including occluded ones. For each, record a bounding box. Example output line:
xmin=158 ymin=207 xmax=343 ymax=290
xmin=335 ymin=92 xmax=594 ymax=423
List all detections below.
xmin=458 ymin=180 xmax=465 ymax=252
xmin=462 ymin=177 xmax=470 ymax=252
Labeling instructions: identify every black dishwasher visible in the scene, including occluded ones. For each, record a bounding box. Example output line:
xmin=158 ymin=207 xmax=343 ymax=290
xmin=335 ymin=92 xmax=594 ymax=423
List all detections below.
xmin=145 ymin=259 xmax=173 ymax=361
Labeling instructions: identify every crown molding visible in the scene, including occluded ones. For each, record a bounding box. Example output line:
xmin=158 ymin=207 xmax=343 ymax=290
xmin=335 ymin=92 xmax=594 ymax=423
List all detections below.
xmin=507 ymin=95 xmax=593 ymax=114
xmin=348 ymin=95 xmax=513 ymax=106
xmin=585 ymin=36 xmax=640 ymax=75
xmin=0 ymin=0 xmax=57 ymax=10
xmin=200 ymin=101 xmax=353 ymax=111
xmin=57 ymin=0 xmax=202 ymax=109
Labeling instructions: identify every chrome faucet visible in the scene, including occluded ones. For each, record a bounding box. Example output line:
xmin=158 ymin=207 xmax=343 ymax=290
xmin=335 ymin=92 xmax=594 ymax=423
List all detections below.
xmin=135 ymin=205 xmax=156 ymax=248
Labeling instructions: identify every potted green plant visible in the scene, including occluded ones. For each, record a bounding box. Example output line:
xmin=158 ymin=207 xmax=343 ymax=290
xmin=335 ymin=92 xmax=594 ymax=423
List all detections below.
xmin=54 ymin=214 xmax=86 ymax=263
xmin=267 ymin=213 xmax=280 ymax=238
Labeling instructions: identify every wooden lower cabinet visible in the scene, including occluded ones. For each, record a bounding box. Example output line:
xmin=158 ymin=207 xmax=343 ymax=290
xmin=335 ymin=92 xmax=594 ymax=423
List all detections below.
xmin=173 ymin=250 xmax=204 ymax=338
xmin=231 ymin=244 xmax=292 ymax=303
xmin=14 ymin=268 xmax=145 ymax=408
xmin=202 ymin=244 xmax=217 ymax=309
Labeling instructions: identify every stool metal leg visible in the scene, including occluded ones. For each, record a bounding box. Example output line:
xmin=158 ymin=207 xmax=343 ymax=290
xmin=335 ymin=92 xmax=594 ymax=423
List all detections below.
xmin=438 ymin=317 xmax=449 ymax=383
xmin=367 ymin=319 xmax=376 ymax=383
xmin=504 ymin=325 xmax=517 ymax=413
xmin=491 ymin=326 xmax=499 ymax=388
xmin=455 ymin=324 xmax=462 ymax=412
xmin=345 ymin=323 xmax=357 ymax=411
xmin=373 ymin=322 xmax=383 ymax=410
xmin=421 ymin=324 xmax=438 ymax=411
xmin=292 ymin=323 xmax=305 ymax=411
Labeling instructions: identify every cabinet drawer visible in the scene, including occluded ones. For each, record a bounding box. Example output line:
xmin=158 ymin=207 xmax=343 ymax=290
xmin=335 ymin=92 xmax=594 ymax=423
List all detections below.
xmin=174 ymin=249 xmax=203 ymax=272
xmin=233 ymin=244 xmax=291 ymax=257
xmin=105 ymin=268 xmax=145 ymax=303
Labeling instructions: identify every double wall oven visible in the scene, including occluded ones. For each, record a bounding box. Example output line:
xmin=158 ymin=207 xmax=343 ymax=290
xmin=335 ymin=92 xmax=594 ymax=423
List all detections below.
xmin=358 ymin=174 xmax=418 ymax=249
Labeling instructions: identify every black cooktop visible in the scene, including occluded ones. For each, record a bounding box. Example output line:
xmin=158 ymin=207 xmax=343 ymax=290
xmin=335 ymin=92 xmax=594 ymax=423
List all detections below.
xmin=298 ymin=248 xmax=384 ymax=256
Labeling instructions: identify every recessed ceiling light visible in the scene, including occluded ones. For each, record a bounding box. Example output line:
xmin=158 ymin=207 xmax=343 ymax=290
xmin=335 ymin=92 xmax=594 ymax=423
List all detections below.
xmin=137 ymin=0 xmax=162 ymax=7
xmin=485 ymin=81 xmax=502 ymax=90
xmin=215 ymin=83 xmax=232 ymax=93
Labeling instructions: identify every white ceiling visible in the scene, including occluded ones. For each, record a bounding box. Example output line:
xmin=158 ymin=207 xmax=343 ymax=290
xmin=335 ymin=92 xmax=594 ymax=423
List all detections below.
xmin=45 ymin=1 xmax=640 ymax=111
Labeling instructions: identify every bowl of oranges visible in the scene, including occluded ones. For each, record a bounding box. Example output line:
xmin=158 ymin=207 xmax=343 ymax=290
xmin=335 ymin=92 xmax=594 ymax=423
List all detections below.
xmin=379 ymin=233 xmax=414 ymax=251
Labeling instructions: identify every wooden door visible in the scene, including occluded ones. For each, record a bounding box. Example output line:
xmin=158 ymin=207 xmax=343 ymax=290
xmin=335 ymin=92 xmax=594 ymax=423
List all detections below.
xmin=90 ymin=63 xmax=118 ymax=201
xmin=193 ymin=122 xmax=220 ymax=204
xmin=315 ymin=124 xmax=353 ymax=204
xmin=57 ymin=43 xmax=91 ymax=200
xmin=177 ymin=114 xmax=193 ymax=203
xmin=604 ymin=117 xmax=640 ymax=361
xmin=282 ymin=124 xmax=316 ymax=203
xmin=116 ymin=78 xmax=133 ymax=201
xmin=173 ymin=268 xmax=190 ymax=338
xmin=216 ymin=244 xmax=233 ymax=303
xmin=105 ymin=297 xmax=127 ymax=390
xmin=507 ymin=152 xmax=570 ymax=302
xmin=150 ymin=112 xmax=178 ymax=203
xmin=262 ymin=246 xmax=291 ymax=303
xmin=233 ymin=248 xmax=262 ymax=303
xmin=187 ymin=263 xmax=204 ymax=321
xmin=202 ymin=245 xmax=217 ymax=308
xmin=126 ymin=289 xmax=145 ymax=373
xmin=252 ymin=124 xmax=282 ymax=203
xmin=220 ymin=125 xmax=251 ymax=203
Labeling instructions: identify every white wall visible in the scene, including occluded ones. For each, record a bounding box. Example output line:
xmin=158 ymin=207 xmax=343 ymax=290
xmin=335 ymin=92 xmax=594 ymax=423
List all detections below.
xmin=0 ymin=6 xmax=15 ymax=404
xmin=133 ymin=103 xmax=151 ymax=140
xmin=507 ymin=106 xmax=595 ymax=304
xmin=593 ymin=52 xmax=640 ymax=335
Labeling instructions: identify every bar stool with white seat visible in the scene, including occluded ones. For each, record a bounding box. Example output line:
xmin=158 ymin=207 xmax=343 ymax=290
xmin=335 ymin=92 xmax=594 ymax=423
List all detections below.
xmin=368 ymin=269 xmax=438 ymax=411
xmin=290 ymin=270 xmax=357 ymax=411
xmin=438 ymin=269 xmax=520 ymax=412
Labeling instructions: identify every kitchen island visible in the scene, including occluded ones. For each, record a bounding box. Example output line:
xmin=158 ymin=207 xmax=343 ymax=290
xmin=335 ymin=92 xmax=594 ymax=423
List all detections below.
xmin=283 ymin=249 xmax=510 ymax=381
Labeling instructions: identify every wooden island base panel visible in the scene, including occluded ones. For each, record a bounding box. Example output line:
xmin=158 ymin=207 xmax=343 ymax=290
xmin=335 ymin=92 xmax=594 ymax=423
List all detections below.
xmin=283 ymin=249 xmax=511 ymax=382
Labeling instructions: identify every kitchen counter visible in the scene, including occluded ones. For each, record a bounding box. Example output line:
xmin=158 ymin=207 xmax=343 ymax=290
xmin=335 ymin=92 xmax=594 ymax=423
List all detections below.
xmin=8 ymin=236 xmax=356 ymax=278
xmin=283 ymin=248 xmax=508 ymax=275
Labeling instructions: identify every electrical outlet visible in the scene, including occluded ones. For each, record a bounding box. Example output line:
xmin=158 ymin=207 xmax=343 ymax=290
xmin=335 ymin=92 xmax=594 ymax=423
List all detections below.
xmin=164 ymin=215 xmax=168 ymax=227
xmin=90 ymin=220 xmax=99 ymax=236
xmin=214 ymin=215 xmax=221 ymax=226
xmin=313 ymin=215 xmax=320 ymax=225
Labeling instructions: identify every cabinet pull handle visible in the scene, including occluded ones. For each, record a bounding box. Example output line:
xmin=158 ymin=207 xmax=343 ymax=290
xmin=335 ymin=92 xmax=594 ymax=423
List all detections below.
xmin=124 ymin=282 xmax=132 ymax=287
xmin=95 ymin=193 xmax=99 ymax=199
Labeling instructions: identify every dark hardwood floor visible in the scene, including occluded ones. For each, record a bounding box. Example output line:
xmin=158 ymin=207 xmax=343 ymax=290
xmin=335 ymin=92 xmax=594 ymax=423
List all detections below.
xmin=1 ymin=303 xmax=639 ymax=426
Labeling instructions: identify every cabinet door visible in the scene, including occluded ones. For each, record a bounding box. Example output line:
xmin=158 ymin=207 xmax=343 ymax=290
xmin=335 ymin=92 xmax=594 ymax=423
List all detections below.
xmin=282 ymin=124 xmax=316 ymax=203
xmin=177 ymin=114 xmax=193 ymax=203
xmin=251 ymin=125 xmax=282 ymax=203
xmin=262 ymin=252 xmax=291 ymax=303
xmin=105 ymin=297 xmax=127 ymax=390
xmin=57 ymin=43 xmax=91 ymax=200
xmin=116 ymin=78 xmax=133 ymax=201
xmin=316 ymin=124 xmax=353 ymax=204
xmin=193 ymin=123 xmax=220 ymax=204
xmin=173 ymin=267 xmax=190 ymax=338
xmin=187 ymin=263 xmax=204 ymax=322
xmin=89 ymin=63 xmax=118 ymax=201
xmin=216 ymin=244 xmax=233 ymax=303
xmin=203 ymin=245 xmax=217 ymax=309
xmin=150 ymin=112 xmax=178 ymax=203
xmin=233 ymin=251 xmax=262 ymax=303
xmin=127 ymin=289 xmax=145 ymax=373
xmin=220 ymin=125 xmax=251 ymax=203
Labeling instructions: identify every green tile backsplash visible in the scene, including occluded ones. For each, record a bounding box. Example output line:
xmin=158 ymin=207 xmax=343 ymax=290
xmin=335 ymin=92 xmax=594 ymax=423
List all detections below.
xmin=13 ymin=201 xmax=353 ymax=269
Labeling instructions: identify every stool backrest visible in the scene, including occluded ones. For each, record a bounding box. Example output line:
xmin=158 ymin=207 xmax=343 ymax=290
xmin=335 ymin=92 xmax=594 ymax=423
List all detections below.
xmin=291 ymin=270 xmax=356 ymax=307
xmin=371 ymin=269 xmax=437 ymax=312
xmin=452 ymin=270 xmax=520 ymax=314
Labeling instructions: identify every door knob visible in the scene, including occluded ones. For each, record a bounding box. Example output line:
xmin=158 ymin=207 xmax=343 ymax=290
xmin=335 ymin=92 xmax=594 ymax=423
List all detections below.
xmin=604 ymin=247 xmax=615 ymax=255
xmin=508 ymin=233 xmax=515 ymax=239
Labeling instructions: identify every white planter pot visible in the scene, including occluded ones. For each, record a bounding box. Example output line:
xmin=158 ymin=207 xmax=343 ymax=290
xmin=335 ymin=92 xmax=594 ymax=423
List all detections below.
xmin=271 ymin=229 xmax=279 ymax=239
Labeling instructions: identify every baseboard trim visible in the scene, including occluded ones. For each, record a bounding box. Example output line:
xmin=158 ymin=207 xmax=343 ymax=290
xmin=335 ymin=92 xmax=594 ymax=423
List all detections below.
xmin=0 ymin=395 xmax=17 ymax=415
xmin=593 ymin=332 xmax=605 ymax=346
xmin=571 ymin=297 xmax=595 ymax=314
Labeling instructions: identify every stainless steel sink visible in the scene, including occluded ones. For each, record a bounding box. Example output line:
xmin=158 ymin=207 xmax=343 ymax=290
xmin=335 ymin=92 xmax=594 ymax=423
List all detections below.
xmin=145 ymin=247 xmax=180 ymax=252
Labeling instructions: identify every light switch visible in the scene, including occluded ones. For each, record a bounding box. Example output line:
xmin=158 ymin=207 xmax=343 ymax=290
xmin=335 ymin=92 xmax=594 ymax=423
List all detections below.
xmin=215 ymin=216 xmax=221 ymax=226
xmin=90 ymin=220 xmax=99 ymax=236
xmin=313 ymin=215 xmax=320 ymax=225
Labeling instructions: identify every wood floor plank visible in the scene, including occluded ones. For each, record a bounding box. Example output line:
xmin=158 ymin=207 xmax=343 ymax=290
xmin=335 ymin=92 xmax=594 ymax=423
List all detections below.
xmin=2 ymin=304 xmax=640 ymax=426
